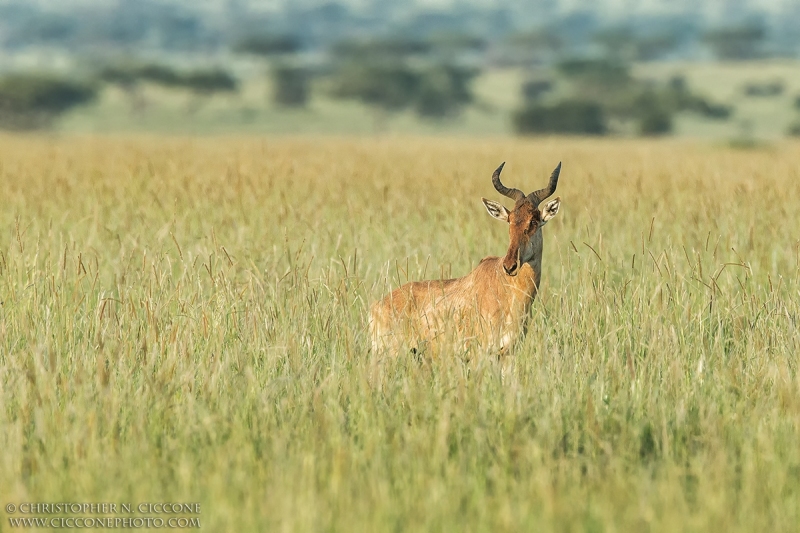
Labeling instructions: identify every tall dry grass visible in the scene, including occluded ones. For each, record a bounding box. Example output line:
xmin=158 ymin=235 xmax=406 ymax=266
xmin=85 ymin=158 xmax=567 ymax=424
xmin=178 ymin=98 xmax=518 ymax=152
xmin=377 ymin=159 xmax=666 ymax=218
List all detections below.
xmin=1 ymin=135 xmax=799 ymax=531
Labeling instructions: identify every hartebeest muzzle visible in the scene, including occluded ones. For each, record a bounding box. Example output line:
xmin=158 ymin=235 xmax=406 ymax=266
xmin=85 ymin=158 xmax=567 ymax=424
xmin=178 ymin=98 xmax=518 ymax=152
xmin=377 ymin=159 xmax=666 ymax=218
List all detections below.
xmin=502 ymin=238 xmax=523 ymax=276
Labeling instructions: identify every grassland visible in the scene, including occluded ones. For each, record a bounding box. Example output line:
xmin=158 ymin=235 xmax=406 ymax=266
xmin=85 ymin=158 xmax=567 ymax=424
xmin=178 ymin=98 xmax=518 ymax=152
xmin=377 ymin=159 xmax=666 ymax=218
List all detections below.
xmin=1 ymin=135 xmax=799 ymax=532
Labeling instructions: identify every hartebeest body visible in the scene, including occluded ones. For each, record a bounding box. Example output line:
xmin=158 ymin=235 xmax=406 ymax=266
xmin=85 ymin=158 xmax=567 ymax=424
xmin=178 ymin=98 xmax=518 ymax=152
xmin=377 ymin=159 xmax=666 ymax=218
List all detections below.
xmin=370 ymin=162 xmax=562 ymax=354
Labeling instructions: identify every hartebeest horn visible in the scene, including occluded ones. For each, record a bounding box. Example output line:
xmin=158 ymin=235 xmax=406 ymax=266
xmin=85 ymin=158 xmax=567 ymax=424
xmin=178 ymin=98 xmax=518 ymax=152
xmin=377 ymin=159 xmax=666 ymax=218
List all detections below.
xmin=528 ymin=162 xmax=561 ymax=206
xmin=492 ymin=162 xmax=525 ymax=203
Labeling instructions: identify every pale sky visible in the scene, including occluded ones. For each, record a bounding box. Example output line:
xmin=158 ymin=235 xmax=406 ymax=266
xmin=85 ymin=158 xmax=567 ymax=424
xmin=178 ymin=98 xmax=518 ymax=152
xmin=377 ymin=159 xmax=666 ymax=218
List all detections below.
xmin=4 ymin=0 xmax=798 ymax=20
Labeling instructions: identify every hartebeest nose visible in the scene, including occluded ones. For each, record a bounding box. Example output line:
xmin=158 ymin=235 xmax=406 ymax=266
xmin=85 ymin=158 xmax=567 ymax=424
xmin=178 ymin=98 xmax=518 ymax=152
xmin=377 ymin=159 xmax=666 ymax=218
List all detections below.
xmin=503 ymin=262 xmax=519 ymax=276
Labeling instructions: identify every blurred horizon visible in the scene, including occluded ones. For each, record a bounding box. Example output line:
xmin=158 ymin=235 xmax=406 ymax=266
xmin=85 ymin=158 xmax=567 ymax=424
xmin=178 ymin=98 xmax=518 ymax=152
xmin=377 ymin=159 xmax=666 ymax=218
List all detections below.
xmin=2 ymin=0 xmax=800 ymax=60
xmin=0 ymin=0 xmax=799 ymax=139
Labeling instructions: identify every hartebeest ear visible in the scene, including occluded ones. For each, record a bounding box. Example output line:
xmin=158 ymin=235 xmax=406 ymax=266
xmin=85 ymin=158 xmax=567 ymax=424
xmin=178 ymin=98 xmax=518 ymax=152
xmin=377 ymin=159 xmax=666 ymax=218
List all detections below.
xmin=541 ymin=197 xmax=561 ymax=222
xmin=482 ymin=198 xmax=510 ymax=222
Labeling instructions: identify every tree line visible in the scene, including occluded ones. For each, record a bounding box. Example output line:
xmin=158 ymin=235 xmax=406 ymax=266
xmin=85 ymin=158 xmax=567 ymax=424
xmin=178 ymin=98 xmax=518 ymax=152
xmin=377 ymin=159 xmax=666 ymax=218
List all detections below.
xmin=1 ymin=30 xmax=798 ymax=136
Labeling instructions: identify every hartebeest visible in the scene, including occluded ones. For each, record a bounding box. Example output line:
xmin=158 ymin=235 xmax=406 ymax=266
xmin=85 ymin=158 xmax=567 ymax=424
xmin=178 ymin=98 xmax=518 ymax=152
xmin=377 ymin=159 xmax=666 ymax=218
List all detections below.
xmin=370 ymin=161 xmax=562 ymax=354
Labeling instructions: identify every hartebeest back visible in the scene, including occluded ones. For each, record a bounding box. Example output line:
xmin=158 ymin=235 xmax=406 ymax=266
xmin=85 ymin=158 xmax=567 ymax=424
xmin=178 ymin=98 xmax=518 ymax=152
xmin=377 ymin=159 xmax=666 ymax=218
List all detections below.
xmin=370 ymin=162 xmax=562 ymax=354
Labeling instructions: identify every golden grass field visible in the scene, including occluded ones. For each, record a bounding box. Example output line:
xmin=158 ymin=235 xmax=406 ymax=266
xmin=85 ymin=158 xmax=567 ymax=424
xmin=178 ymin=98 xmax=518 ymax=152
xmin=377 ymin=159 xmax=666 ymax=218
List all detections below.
xmin=1 ymin=134 xmax=799 ymax=531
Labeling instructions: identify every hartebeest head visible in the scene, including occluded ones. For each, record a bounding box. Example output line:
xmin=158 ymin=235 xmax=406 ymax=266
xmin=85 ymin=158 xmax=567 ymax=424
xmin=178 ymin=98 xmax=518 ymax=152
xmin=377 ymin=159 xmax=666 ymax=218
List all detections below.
xmin=482 ymin=162 xmax=562 ymax=276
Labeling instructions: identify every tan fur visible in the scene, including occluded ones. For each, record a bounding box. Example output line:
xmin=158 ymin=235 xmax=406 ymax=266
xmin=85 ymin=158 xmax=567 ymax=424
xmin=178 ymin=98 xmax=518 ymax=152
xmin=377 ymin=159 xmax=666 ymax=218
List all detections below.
xmin=370 ymin=162 xmax=562 ymax=356
xmin=370 ymin=213 xmax=550 ymax=355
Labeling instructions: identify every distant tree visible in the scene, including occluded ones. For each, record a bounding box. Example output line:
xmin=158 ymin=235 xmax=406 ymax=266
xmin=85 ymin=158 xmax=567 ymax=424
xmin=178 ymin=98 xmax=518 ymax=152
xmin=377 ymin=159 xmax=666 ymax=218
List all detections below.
xmin=136 ymin=64 xmax=184 ymax=87
xmin=99 ymin=63 xmax=183 ymax=90
xmin=178 ymin=69 xmax=238 ymax=114
xmin=521 ymin=79 xmax=553 ymax=103
xmin=329 ymin=60 xmax=477 ymax=128
xmin=99 ymin=63 xmax=238 ymax=115
xmin=99 ymin=64 xmax=149 ymax=115
xmin=233 ymin=34 xmax=310 ymax=108
xmin=271 ymin=64 xmax=309 ymax=107
xmin=704 ymin=26 xmax=766 ymax=60
xmin=742 ymin=80 xmax=784 ymax=97
xmin=331 ymin=37 xmax=431 ymax=61
xmin=327 ymin=34 xmax=482 ymax=126
xmin=181 ymin=69 xmax=238 ymax=95
xmin=665 ymin=77 xmax=692 ymax=112
xmin=234 ymin=35 xmax=301 ymax=56
xmin=0 ymin=74 xmax=97 ymax=129
xmin=330 ymin=62 xmax=419 ymax=114
xmin=662 ymin=75 xmax=732 ymax=119
xmin=99 ymin=65 xmax=138 ymax=90
xmin=635 ymin=34 xmax=679 ymax=61
xmin=638 ymin=108 xmax=672 ymax=135
xmin=633 ymin=92 xmax=672 ymax=135
xmin=99 ymin=63 xmax=184 ymax=117
xmin=517 ymin=66 xmax=733 ymax=138
xmin=513 ymin=99 xmax=607 ymax=135
xmin=788 ymin=121 xmax=800 ymax=137
xmin=414 ymin=65 xmax=477 ymax=119
xmin=689 ymin=98 xmax=732 ymax=119
xmin=556 ymin=58 xmax=631 ymax=86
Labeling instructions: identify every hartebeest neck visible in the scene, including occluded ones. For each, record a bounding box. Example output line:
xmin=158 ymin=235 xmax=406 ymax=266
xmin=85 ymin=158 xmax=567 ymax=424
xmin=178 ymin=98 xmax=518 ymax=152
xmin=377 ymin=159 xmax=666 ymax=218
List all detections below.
xmin=524 ymin=227 xmax=545 ymax=276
